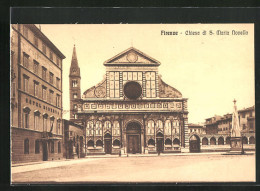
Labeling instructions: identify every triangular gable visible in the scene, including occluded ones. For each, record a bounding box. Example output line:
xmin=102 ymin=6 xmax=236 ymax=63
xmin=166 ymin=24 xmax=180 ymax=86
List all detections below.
xmin=104 ymin=47 xmax=160 ymax=66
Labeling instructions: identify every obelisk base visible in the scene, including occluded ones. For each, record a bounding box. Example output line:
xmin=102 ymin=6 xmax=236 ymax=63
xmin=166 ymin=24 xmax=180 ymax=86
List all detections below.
xmin=228 ymin=137 xmax=244 ymax=155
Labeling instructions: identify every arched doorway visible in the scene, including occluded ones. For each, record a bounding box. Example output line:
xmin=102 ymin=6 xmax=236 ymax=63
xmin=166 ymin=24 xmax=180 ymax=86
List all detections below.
xmin=104 ymin=133 xmax=112 ymax=154
xmin=189 ymin=135 xmax=200 ymax=152
xmin=242 ymin=136 xmax=248 ymax=144
xmin=249 ymin=136 xmax=255 ymax=144
xmin=218 ymin=137 xmax=224 ymax=145
xmin=202 ymin=137 xmax=208 ymax=145
xmin=126 ymin=122 xmax=141 ymax=154
xmin=210 ymin=137 xmax=216 ymax=145
xmin=226 ymin=137 xmax=231 ymax=145
xmin=156 ymin=132 xmax=164 ymax=154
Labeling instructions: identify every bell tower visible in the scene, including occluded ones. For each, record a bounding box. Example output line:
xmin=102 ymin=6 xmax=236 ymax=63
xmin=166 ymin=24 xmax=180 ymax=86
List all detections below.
xmin=69 ymin=45 xmax=81 ymax=120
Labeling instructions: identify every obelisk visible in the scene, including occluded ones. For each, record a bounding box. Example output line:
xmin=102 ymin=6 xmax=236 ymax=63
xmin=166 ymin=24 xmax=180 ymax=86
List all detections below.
xmin=230 ymin=99 xmax=244 ymax=154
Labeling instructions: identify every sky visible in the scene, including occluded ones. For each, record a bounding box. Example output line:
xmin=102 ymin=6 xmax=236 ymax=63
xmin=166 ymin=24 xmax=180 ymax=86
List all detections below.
xmin=39 ymin=24 xmax=254 ymax=123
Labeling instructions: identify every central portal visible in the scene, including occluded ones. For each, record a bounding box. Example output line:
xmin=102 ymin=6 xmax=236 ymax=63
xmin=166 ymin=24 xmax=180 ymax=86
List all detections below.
xmin=126 ymin=122 xmax=141 ymax=154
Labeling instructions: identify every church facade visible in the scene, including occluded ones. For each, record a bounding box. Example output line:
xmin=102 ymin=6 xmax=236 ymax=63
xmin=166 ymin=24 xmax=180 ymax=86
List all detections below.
xmin=69 ymin=47 xmax=189 ymax=155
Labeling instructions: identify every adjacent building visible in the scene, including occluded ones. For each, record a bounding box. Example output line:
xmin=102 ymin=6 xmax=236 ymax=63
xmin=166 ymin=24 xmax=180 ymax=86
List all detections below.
xmin=11 ymin=24 xmax=65 ymax=163
xmin=200 ymin=106 xmax=255 ymax=146
xmin=63 ymin=119 xmax=85 ymax=159
xmin=69 ymin=46 xmax=189 ymax=155
xmin=205 ymin=115 xmax=222 ymax=135
xmin=188 ymin=123 xmax=204 ymax=135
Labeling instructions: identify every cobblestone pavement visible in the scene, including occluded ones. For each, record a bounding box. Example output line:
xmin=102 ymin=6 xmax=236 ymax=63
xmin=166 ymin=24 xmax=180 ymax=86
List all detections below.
xmin=11 ymin=153 xmax=255 ymax=183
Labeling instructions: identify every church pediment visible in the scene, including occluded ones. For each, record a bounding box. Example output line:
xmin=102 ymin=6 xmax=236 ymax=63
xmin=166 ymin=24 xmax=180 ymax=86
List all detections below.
xmin=104 ymin=47 xmax=160 ymax=66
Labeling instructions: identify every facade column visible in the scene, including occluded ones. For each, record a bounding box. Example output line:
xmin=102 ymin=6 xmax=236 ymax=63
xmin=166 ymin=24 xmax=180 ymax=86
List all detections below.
xmin=183 ymin=99 xmax=189 ymax=152
xmin=123 ymin=130 xmax=127 ymax=154
xmin=141 ymin=129 xmax=144 ymax=154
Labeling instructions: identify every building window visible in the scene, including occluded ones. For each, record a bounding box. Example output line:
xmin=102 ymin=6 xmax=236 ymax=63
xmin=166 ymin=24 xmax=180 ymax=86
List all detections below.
xmin=249 ymin=112 xmax=252 ymax=117
xmin=35 ymin=140 xmax=40 ymax=154
xmin=50 ymin=118 xmax=54 ymax=132
xmin=33 ymin=60 xmax=39 ymax=74
xmin=56 ymin=94 xmax=60 ymax=107
xmin=58 ymin=142 xmax=61 ymax=153
xmin=49 ymin=72 xmax=54 ymax=84
xmin=34 ymin=114 xmax=39 ymax=130
xmin=242 ymin=124 xmax=246 ymax=130
xmin=74 ymin=104 xmax=77 ymax=109
xmin=42 ymin=43 xmax=46 ymax=54
xmin=145 ymin=72 xmax=156 ymax=98
xmin=42 ymin=66 xmax=47 ymax=80
xmin=74 ymin=114 xmax=78 ymax=119
xmin=50 ymin=141 xmax=54 ymax=153
xmin=23 ymin=111 xmax=29 ymax=128
xmin=34 ymin=35 xmax=38 ymax=48
xmin=11 ymin=82 xmax=16 ymax=98
xmin=104 ymin=121 xmax=112 ymax=131
xmin=86 ymin=121 xmax=94 ymax=136
xmin=156 ymin=120 xmax=163 ymax=130
xmin=96 ymin=121 xmax=103 ymax=136
xmin=43 ymin=116 xmax=47 ymax=132
xmin=50 ymin=51 xmax=53 ymax=61
xmin=73 ymin=93 xmax=77 ymax=99
xmin=57 ymin=120 xmax=61 ymax=135
xmin=56 ymin=57 xmax=60 ymax=67
xmin=109 ymin=72 xmax=120 ymax=98
xmin=42 ymin=86 xmax=47 ymax=101
xmin=147 ymin=120 xmax=155 ymax=135
xmin=242 ymin=113 xmax=245 ymax=118
xmin=173 ymin=120 xmax=180 ymax=134
xmin=72 ymin=80 xmax=78 ymax=87
xmin=34 ymin=81 xmax=39 ymax=97
xmin=113 ymin=121 xmax=120 ymax=136
xmin=23 ymin=25 xmax=28 ymax=38
xmin=24 ymin=138 xmax=29 ymax=154
xmin=49 ymin=90 xmax=54 ymax=104
xmin=56 ymin=77 xmax=60 ymax=89
xmin=164 ymin=120 xmax=171 ymax=135
xmin=249 ymin=123 xmax=254 ymax=130
xmin=23 ymin=53 xmax=29 ymax=68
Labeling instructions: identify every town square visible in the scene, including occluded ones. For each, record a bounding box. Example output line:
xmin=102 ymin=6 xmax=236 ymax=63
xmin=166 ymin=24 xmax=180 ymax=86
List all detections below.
xmin=10 ymin=23 xmax=255 ymax=183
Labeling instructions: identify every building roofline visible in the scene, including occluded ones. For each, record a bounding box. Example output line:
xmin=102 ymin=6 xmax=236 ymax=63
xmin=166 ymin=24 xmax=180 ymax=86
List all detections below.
xmin=238 ymin=105 xmax=255 ymax=113
xmin=103 ymin=47 xmax=161 ymax=66
xmin=26 ymin=24 xmax=66 ymax=59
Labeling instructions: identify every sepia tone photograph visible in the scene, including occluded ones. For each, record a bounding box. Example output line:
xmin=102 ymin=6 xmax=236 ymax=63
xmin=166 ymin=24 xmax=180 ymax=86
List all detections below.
xmin=10 ymin=23 xmax=255 ymax=184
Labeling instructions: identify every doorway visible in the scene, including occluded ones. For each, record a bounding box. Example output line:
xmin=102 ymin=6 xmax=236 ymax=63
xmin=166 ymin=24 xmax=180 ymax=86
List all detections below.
xmin=127 ymin=135 xmax=140 ymax=153
xmin=156 ymin=132 xmax=164 ymax=153
xmin=42 ymin=141 xmax=48 ymax=161
xmin=104 ymin=133 xmax=112 ymax=154
xmin=189 ymin=135 xmax=200 ymax=152
xmin=126 ymin=122 xmax=141 ymax=154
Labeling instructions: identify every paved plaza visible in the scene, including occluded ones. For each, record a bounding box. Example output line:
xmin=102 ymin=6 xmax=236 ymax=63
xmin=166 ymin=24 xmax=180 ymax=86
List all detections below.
xmin=11 ymin=152 xmax=255 ymax=184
